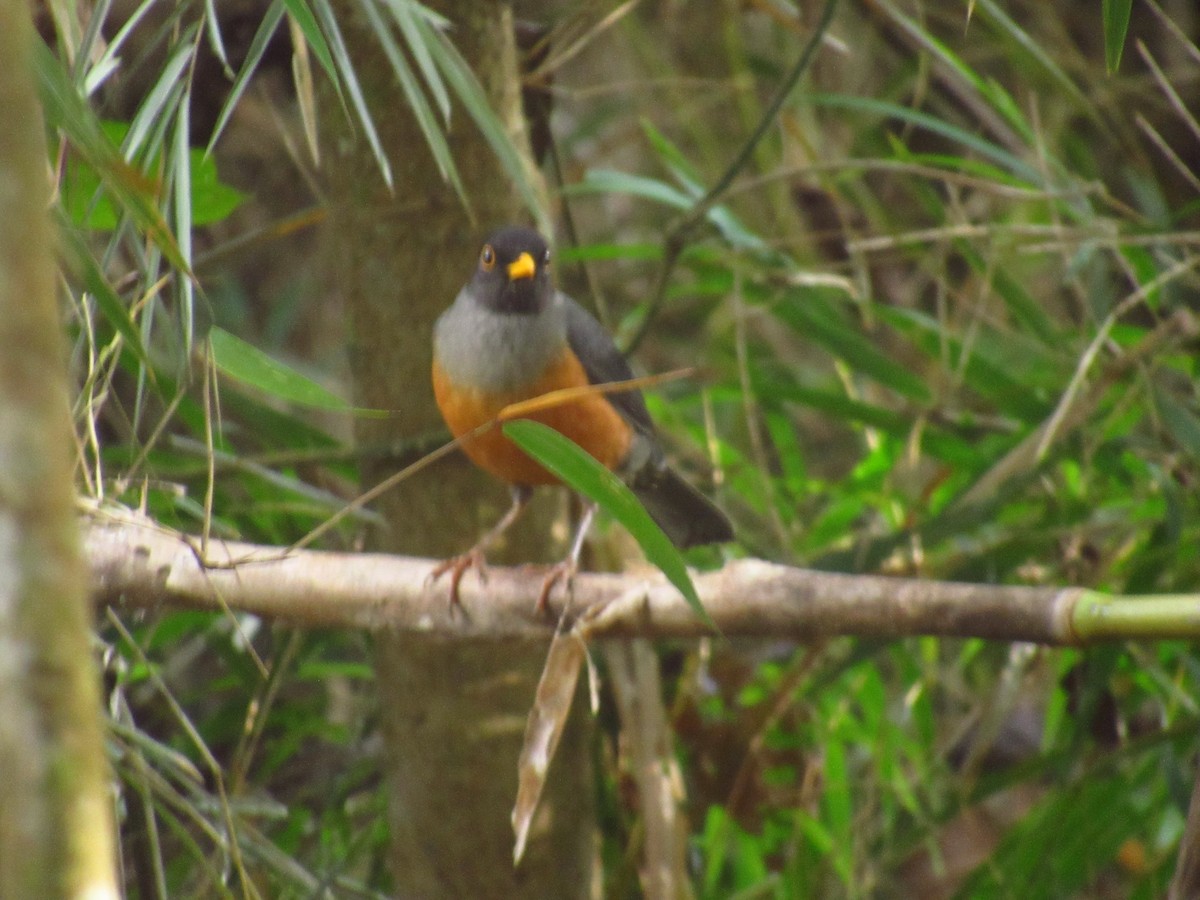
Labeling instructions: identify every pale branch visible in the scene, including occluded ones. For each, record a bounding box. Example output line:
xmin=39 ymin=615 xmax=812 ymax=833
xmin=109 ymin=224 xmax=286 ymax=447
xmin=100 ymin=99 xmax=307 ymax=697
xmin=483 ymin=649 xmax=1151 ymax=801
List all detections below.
xmin=84 ymin=515 xmax=1200 ymax=644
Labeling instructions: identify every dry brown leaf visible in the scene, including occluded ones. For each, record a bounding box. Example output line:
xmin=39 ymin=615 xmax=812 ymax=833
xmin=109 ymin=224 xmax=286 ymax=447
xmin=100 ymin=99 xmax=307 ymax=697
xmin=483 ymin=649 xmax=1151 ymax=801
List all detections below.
xmin=511 ymin=628 xmax=586 ymax=865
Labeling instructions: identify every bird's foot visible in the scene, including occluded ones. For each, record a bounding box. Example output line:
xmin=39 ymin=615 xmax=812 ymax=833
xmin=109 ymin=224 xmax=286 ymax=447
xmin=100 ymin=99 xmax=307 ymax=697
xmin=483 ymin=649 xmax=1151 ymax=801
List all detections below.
xmin=534 ymin=558 xmax=578 ymax=617
xmin=429 ymin=547 xmax=489 ymax=612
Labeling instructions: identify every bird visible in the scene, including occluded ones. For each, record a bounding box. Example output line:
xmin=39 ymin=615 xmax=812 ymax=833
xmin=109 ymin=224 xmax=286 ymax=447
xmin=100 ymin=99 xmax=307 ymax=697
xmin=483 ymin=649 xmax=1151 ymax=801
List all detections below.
xmin=430 ymin=225 xmax=733 ymax=611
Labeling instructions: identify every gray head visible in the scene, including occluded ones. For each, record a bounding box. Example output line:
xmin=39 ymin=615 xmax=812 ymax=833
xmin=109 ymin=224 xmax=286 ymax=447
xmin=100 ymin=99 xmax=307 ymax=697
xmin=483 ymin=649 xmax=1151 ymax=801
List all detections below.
xmin=435 ymin=226 xmax=567 ymax=393
xmin=470 ymin=226 xmax=554 ymax=315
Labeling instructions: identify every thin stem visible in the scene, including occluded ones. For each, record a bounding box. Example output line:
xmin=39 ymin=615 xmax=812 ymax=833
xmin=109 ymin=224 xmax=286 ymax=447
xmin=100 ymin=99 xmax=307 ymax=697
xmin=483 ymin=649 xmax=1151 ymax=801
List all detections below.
xmin=625 ymin=0 xmax=839 ymax=353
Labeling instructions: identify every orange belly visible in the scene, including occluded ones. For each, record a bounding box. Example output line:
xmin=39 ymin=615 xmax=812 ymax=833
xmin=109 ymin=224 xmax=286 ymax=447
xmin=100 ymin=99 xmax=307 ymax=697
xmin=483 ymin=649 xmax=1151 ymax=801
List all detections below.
xmin=432 ymin=349 xmax=632 ymax=486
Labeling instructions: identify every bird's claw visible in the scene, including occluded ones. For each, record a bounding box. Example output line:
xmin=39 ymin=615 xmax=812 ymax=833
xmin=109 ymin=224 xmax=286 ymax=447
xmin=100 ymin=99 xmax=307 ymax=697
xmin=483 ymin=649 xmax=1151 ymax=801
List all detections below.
xmin=432 ymin=551 xmax=576 ymax=618
xmin=534 ymin=559 xmax=577 ymax=617
xmin=429 ymin=548 xmax=489 ymax=612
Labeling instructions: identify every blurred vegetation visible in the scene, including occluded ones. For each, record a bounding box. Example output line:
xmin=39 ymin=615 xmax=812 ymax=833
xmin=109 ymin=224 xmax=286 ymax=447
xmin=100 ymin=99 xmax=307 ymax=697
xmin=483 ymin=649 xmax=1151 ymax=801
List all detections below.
xmin=38 ymin=0 xmax=1200 ymax=895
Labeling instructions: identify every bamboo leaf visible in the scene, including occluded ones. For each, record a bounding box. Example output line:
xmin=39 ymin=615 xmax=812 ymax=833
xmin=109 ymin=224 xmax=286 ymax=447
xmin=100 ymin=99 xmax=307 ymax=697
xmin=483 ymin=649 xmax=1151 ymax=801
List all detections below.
xmin=83 ymin=0 xmax=159 ymax=96
xmin=971 ymin=0 xmax=1094 ymax=111
xmin=772 ymin=289 xmax=933 ymax=403
xmin=760 ymin=376 xmax=981 ymax=466
xmin=172 ymin=87 xmax=195 ymax=353
xmin=1101 ymin=0 xmax=1132 ymax=73
xmin=123 ymin=27 xmax=196 ymax=161
xmin=418 ymin=14 xmax=548 ymax=229
xmin=877 ymin=305 xmax=1059 ymax=422
xmin=385 ymin=0 xmax=451 ymax=121
xmin=202 ymin=0 xmax=232 ymax=76
xmin=503 ymin=420 xmax=712 ymax=629
xmin=209 ymin=327 xmax=357 ymax=411
xmin=305 ymin=0 xmax=394 ymax=187
xmin=64 ymin=120 xmax=244 ymax=229
xmin=573 ymin=167 xmax=693 ymax=209
xmin=206 ymin=0 xmax=288 ymax=153
xmin=641 ymin=120 xmax=773 ymax=253
xmin=879 ymin=1 xmax=1036 ymax=143
xmin=1153 ymin=384 xmax=1200 ymax=461
xmin=640 ymin=117 xmax=703 ymax=185
xmin=74 ymin=0 xmax=114 ymax=85
xmin=809 ymin=93 xmax=1042 ymax=185
xmin=57 ymin=213 xmax=151 ymax=367
xmin=281 ymin=0 xmax=338 ymax=85
xmin=34 ymin=41 xmax=187 ymax=271
xmin=572 ymin=168 xmax=769 ymax=252
xmin=360 ymin=0 xmax=464 ymax=198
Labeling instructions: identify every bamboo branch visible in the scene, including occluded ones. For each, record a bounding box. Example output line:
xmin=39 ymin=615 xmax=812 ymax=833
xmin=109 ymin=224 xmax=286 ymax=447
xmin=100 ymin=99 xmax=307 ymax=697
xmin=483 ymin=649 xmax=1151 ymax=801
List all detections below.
xmin=84 ymin=513 xmax=1200 ymax=644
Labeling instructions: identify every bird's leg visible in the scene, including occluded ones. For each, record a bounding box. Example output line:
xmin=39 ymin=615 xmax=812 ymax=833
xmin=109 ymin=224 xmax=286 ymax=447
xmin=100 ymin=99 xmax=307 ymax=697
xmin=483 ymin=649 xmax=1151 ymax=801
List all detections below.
xmin=535 ymin=501 xmax=597 ymax=616
xmin=430 ymin=485 xmax=532 ymax=610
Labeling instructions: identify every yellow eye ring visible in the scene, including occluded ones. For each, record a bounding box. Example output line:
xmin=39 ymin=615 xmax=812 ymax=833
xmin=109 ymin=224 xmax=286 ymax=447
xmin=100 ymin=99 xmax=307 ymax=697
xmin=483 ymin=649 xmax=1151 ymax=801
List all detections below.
xmin=480 ymin=244 xmax=496 ymax=271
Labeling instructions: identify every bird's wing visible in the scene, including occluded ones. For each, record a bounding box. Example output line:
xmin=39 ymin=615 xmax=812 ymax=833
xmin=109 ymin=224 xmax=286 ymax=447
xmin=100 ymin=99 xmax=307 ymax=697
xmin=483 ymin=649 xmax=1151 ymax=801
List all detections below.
xmin=562 ymin=294 xmax=657 ymax=438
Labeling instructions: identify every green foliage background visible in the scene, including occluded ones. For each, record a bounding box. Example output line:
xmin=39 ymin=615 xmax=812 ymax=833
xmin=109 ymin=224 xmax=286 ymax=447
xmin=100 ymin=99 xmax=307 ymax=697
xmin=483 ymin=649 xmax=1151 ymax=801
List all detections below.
xmin=43 ymin=0 xmax=1200 ymax=895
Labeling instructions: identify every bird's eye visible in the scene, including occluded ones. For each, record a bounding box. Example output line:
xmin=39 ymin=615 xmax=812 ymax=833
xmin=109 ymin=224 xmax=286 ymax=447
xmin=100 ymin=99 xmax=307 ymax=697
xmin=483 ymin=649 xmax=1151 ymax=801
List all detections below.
xmin=542 ymin=249 xmax=552 ymax=267
xmin=480 ymin=245 xmax=496 ymax=270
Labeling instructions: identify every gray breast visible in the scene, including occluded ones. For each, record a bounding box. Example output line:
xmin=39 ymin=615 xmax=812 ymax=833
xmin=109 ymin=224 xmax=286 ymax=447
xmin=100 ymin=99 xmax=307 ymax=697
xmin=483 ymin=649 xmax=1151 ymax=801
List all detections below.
xmin=433 ymin=288 xmax=569 ymax=394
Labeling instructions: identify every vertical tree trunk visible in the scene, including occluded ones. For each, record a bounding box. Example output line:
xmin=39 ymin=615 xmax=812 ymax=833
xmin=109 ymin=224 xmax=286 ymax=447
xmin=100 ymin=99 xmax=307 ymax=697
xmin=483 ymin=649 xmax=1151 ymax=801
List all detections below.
xmin=321 ymin=3 xmax=595 ymax=895
xmin=0 ymin=10 xmax=119 ymax=899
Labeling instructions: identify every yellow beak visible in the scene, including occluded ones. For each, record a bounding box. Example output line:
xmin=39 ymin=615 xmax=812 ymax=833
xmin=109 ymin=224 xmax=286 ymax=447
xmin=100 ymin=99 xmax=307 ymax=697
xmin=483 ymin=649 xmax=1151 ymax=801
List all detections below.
xmin=506 ymin=252 xmax=536 ymax=281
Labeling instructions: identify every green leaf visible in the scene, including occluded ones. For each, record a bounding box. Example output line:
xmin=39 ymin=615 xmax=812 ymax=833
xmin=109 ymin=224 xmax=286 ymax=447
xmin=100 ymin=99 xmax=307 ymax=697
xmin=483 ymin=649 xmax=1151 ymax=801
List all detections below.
xmin=57 ymin=213 xmax=151 ymax=367
xmin=305 ymin=0 xmax=394 ymax=187
xmin=557 ymin=242 xmax=662 ymax=264
xmin=62 ymin=120 xmax=243 ymax=231
xmin=762 ymin=377 xmax=980 ymax=466
xmin=188 ymin=148 xmax=246 ymax=224
xmin=34 ymin=42 xmax=187 ymax=271
xmin=361 ymin=0 xmax=464 ymax=200
xmin=573 ymin=168 xmax=693 ymax=210
xmin=206 ymin=0 xmax=288 ymax=154
xmin=209 ymin=327 xmax=358 ymax=411
xmin=1153 ymin=385 xmax=1200 ymax=461
xmin=202 ymin=0 xmax=232 ymax=76
xmin=572 ymin=167 xmax=770 ymax=254
xmin=419 ymin=15 xmax=548 ymax=230
xmin=882 ymin=4 xmax=1035 ymax=143
xmin=772 ymin=289 xmax=933 ymax=403
xmin=172 ymin=89 xmax=196 ymax=354
xmin=1101 ymin=0 xmax=1133 ymax=73
xmin=640 ymin=118 xmax=703 ymax=186
xmin=83 ymin=0 xmax=160 ymax=96
xmin=877 ymin=305 xmax=1057 ymax=422
xmin=281 ymin=0 xmax=338 ymax=85
xmin=122 ymin=26 xmax=196 ymax=161
xmin=971 ymin=0 xmax=1094 ymax=112
xmin=820 ymin=737 xmax=854 ymax=883
xmin=502 ymin=419 xmax=713 ymax=629
xmin=384 ymin=0 xmax=451 ymax=121
xmin=808 ymin=93 xmax=1042 ymax=185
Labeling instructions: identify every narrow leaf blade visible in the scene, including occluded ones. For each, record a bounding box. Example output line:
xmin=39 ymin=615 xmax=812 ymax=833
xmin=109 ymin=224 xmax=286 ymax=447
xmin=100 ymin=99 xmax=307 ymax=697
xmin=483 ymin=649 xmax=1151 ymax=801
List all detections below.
xmin=423 ymin=19 xmax=547 ymax=229
xmin=57 ymin=213 xmax=151 ymax=366
xmin=34 ymin=41 xmax=187 ymax=271
xmin=503 ymin=419 xmax=712 ymax=628
xmin=209 ymin=327 xmax=355 ymax=411
xmin=207 ymin=0 xmax=287 ymax=153
xmin=512 ymin=631 xmax=585 ymax=864
xmin=1101 ymin=0 xmax=1133 ymax=73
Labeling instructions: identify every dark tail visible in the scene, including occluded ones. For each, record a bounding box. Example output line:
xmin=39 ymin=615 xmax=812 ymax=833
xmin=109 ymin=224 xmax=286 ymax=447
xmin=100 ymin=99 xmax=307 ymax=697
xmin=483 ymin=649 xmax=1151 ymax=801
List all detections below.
xmin=632 ymin=466 xmax=734 ymax=549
